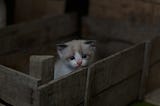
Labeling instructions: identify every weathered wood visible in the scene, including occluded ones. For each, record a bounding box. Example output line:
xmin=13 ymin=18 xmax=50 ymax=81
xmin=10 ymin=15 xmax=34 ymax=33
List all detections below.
xmin=30 ymin=55 xmax=55 ymax=84
xmin=0 ymin=13 xmax=77 ymax=73
xmin=82 ymin=17 xmax=160 ymax=59
xmin=139 ymin=40 xmax=152 ymax=100
xmin=147 ymin=36 xmax=160 ymax=92
xmin=148 ymin=62 xmax=160 ymax=92
xmin=0 ymin=65 xmax=40 ymax=106
xmin=0 ymin=13 xmax=77 ymax=54
xmin=85 ymin=43 xmax=145 ymax=106
xmin=90 ymin=73 xmax=141 ymax=106
xmin=150 ymin=36 xmax=160 ymax=65
xmin=38 ymin=68 xmax=87 ymax=106
xmin=0 ymin=43 xmax=56 ymax=74
xmin=82 ymin=17 xmax=157 ymax=44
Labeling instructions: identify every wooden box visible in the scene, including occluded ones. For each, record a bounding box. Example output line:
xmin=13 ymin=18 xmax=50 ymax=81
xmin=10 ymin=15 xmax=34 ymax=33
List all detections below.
xmin=0 ymin=13 xmax=160 ymax=106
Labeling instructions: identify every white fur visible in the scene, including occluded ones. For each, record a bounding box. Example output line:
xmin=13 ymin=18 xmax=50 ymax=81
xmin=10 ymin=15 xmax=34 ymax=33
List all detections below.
xmin=69 ymin=52 xmax=82 ymax=68
xmin=0 ymin=0 xmax=6 ymax=28
xmin=54 ymin=52 xmax=89 ymax=79
xmin=54 ymin=40 xmax=96 ymax=79
xmin=54 ymin=59 xmax=76 ymax=79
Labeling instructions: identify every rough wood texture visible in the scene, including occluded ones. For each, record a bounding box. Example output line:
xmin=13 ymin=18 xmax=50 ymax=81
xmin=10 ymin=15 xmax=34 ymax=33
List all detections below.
xmin=139 ymin=41 xmax=152 ymax=100
xmin=91 ymin=73 xmax=141 ymax=106
xmin=0 ymin=14 xmax=77 ymax=54
xmin=148 ymin=62 xmax=160 ymax=92
xmin=82 ymin=17 xmax=157 ymax=43
xmin=0 ymin=14 xmax=77 ymax=73
xmin=85 ymin=43 xmax=145 ymax=106
xmin=38 ymin=68 xmax=87 ymax=106
xmin=147 ymin=36 xmax=160 ymax=92
xmin=0 ymin=65 xmax=40 ymax=106
xmin=82 ymin=17 xmax=159 ymax=59
xmin=150 ymin=37 xmax=160 ymax=65
xmin=30 ymin=55 xmax=55 ymax=84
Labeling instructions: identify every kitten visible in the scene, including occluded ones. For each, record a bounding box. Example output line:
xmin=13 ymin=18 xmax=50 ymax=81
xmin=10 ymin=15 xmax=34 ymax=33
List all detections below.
xmin=54 ymin=40 xmax=96 ymax=79
xmin=0 ymin=0 xmax=6 ymax=28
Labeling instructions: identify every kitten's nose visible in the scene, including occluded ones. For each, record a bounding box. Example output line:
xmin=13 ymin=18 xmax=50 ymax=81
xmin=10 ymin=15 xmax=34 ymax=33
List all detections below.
xmin=77 ymin=60 xmax=82 ymax=66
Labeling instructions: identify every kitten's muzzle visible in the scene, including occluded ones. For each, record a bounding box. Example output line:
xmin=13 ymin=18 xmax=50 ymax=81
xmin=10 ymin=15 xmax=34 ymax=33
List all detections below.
xmin=77 ymin=60 xmax=82 ymax=66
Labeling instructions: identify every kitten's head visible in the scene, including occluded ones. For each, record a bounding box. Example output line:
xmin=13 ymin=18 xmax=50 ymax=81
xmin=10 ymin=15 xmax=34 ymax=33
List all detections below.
xmin=56 ymin=40 xmax=96 ymax=69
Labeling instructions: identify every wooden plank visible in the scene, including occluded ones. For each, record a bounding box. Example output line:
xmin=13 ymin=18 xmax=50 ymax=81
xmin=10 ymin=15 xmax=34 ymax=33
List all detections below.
xmin=0 ymin=65 xmax=40 ymax=106
xmin=150 ymin=36 xmax=160 ymax=65
xmin=148 ymin=62 xmax=160 ymax=92
xmin=38 ymin=68 xmax=87 ymax=106
xmin=85 ymin=43 xmax=145 ymax=106
xmin=90 ymin=73 xmax=141 ymax=106
xmin=0 ymin=13 xmax=77 ymax=55
xmin=0 ymin=43 xmax=56 ymax=74
xmin=139 ymin=41 xmax=152 ymax=100
xmin=147 ymin=36 xmax=160 ymax=92
xmin=0 ymin=14 xmax=77 ymax=73
xmin=82 ymin=17 xmax=157 ymax=44
xmin=30 ymin=55 xmax=55 ymax=84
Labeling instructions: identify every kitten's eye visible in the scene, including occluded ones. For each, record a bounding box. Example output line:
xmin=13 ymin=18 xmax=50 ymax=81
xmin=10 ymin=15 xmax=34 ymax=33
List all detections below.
xmin=69 ymin=56 xmax=75 ymax=60
xmin=82 ymin=54 xmax=87 ymax=58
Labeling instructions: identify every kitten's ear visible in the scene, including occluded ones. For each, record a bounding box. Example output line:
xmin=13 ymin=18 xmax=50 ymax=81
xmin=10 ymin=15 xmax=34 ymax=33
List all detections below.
xmin=56 ymin=44 xmax=68 ymax=51
xmin=85 ymin=40 xmax=96 ymax=47
xmin=85 ymin=40 xmax=96 ymax=51
xmin=56 ymin=44 xmax=68 ymax=57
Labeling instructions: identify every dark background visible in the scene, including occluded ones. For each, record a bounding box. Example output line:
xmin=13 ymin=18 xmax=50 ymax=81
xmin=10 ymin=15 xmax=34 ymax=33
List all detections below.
xmin=5 ymin=0 xmax=88 ymax=25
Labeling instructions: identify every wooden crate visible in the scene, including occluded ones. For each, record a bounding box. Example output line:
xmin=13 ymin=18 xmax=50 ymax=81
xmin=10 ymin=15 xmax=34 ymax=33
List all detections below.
xmin=0 ymin=43 xmax=146 ymax=106
xmin=0 ymin=12 xmax=160 ymax=106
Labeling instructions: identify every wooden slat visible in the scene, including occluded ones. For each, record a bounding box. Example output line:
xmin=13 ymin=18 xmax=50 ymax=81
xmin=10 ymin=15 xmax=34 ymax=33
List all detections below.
xmin=85 ymin=43 xmax=145 ymax=106
xmin=0 ymin=13 xmax=77 ymax=73
xmin=30 ymin=55 xmax=55 ymax=84
xmin=150 ymin=36 xmax=160 ymax=65
xmin=82 ymin=17 xmax=157 ymax=43
xmin=147 ymin=36 xmax=160 ymax=92
xmin=148 ymin=62 xmax=160 ymax=92
xmin=0 ymin=13 xmax=77 ymax=55
xmin=139 ymin=41 xmax=152 ymax=100
xmin=38 ymin=68 xmax=87 ymax=106
xmin=0 ymin=43 xmax=56 ymax=74
xmin=0 ymin=65 xmax=40 ymax=106
xmin=90 ymin=73 xmax=141 ymax=106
